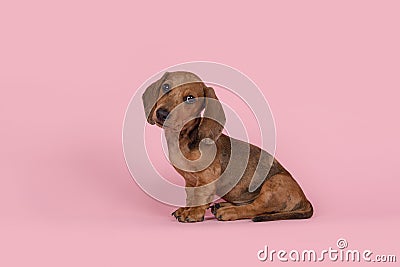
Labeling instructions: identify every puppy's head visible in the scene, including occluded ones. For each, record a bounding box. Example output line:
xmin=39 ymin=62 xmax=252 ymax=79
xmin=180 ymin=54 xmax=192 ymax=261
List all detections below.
xmin=142 ymin=71 xmax=225 ymax=141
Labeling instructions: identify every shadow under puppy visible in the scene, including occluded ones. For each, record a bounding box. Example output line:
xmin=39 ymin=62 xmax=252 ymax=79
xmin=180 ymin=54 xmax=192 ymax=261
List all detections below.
xmin=142 ymin=71 xmax=313 ymax=222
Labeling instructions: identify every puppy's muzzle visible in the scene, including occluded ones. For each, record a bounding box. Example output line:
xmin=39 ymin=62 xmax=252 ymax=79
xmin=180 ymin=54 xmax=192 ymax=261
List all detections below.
xmin=156 ymin=108 xmax=169 ymax=123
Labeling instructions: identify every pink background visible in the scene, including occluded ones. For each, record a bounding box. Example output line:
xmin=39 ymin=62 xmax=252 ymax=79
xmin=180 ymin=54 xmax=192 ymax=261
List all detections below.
xmin=1 ymin=1 xmax=399 ymax=266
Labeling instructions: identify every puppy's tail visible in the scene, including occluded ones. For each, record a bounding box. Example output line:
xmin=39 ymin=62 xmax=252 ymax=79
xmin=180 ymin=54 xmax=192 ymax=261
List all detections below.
xmin=252 ymin=202 xmax=313 ymax=222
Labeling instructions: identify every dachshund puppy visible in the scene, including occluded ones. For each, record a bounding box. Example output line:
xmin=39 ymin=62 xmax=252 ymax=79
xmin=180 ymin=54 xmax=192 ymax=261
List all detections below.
xmin=142 ymin=71 xmax=313 ymax=222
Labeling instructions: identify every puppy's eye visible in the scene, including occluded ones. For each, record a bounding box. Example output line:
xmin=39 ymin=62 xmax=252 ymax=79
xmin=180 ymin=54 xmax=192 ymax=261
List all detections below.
xmin=184 ymin=95 xmax=196 ymax=104
xmin=162 ymin=83 xmax=170 ymax=93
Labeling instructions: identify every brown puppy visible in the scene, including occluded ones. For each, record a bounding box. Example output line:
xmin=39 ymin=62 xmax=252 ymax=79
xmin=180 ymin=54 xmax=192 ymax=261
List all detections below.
xmin=142 ymin=71 xmax=313 ymax=222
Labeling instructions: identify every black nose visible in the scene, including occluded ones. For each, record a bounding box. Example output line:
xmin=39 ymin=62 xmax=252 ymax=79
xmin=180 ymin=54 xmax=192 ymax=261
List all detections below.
xmin=156 ymin=108 xmax=169 ymax=122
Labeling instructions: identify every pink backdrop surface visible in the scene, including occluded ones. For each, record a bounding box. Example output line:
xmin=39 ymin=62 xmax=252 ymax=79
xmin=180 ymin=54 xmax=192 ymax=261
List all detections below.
xmin=1 ymin=1 xmax=399 ymax=266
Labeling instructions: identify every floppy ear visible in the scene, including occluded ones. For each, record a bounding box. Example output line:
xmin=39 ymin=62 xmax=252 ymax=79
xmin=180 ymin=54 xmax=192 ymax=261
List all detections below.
xmin=142 ymin=72 xmax=168 ymax=124
xmin=198 ymin=86 xmax=226 ymax=142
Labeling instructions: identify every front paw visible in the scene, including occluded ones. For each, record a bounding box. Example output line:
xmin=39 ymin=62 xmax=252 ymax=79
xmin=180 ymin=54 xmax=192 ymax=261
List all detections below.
xmin=172 ymin=207 xmax=205 ymax=223
xmin=171 ymin=207 xmax=186 ymax=219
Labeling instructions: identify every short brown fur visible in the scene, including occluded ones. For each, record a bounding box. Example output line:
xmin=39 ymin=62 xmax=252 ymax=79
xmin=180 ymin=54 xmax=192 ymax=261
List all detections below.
xmin=142 ymin=71 xmax=313 ymax=222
